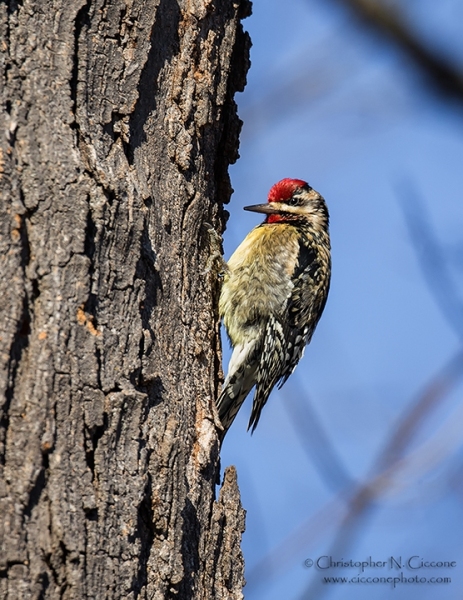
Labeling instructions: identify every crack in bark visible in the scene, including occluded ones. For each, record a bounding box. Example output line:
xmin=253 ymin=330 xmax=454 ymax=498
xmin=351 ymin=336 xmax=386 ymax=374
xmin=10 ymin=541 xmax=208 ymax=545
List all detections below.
xmin=127 ymin=0 xmax=181 ymax=164
xmin=83 ymin=199 xmax=100 ymax=334
xmin=84 ymin=410 xmax=108 ymax=481
xmin=5 ymin=0 xmax=23 ymax=15
xmin=177 ymin=497 xmax=201 ymax=598
xmin=0 ymin=560 xmax=28 ymax=576
xmin=23 ymin=452 xmax=48 ymax=520
xmin=71 ymin=0 xmax=91 ymax=132
xmin=135 ymin=223 xmax=160 ymax=377
xmin=1 ymin=206 xmax=39 ymax=464
xmin=36 ymin=569 xmax=50 ymax=599
xmin=128 ymin=472 xmax=155 ymax=598
xmin=1 ymin=295 xmax=28 ymax=462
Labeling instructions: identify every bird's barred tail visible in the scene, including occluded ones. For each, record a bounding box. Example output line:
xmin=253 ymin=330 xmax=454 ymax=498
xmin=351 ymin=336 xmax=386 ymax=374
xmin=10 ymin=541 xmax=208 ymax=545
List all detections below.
xmin=217 ymin=365 xmax=257 ymax=435
xmin=217 ymin=317 xmax=288 ymax=436
xmin=216 ymin=340 xmax=259 ymax=435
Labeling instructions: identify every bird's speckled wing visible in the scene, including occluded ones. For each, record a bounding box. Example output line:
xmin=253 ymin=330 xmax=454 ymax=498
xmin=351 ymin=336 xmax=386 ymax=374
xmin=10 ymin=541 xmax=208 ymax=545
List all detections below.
xmin=278 ymin=233 xmax=331 ymax=386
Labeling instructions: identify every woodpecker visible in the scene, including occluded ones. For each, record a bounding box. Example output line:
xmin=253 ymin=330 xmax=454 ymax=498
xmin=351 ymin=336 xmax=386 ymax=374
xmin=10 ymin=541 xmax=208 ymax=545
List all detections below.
xmin=216 ymin=178 xmax=331 ymax=435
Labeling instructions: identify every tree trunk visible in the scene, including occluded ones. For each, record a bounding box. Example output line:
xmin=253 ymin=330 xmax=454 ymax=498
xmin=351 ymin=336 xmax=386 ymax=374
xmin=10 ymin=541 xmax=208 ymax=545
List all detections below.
xmin=0 ymin=0 xmax=250 ymax=598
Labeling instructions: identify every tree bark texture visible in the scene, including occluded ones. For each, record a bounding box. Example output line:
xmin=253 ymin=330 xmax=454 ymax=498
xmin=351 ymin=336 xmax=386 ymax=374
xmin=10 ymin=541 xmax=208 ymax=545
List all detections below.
xmin=0 ymin=0 xmax=250 ymax=598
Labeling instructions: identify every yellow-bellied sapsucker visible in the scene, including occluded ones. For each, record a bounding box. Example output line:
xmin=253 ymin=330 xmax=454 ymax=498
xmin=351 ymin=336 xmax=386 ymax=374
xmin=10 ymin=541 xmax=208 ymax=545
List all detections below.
xmin=217 ymin=178 xmax=331 ymax=435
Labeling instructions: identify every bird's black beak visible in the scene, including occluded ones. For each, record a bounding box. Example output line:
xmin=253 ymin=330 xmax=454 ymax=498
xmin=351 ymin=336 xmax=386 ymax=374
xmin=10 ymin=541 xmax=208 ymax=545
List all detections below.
xmin=244 ymin=203 xmax=281 ymax=215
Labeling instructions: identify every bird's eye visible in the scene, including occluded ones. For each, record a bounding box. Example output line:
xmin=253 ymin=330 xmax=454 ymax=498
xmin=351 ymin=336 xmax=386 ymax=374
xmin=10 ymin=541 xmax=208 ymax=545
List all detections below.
xmin=286 ymin=196 xmax=299 ymax=206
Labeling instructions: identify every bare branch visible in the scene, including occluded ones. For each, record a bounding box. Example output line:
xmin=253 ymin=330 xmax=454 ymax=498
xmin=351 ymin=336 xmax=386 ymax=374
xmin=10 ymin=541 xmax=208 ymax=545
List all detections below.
xmin=332 ymin=0 xmax=463 ymax=102
xmin=397 ymin=179 xmax=463 ymax=340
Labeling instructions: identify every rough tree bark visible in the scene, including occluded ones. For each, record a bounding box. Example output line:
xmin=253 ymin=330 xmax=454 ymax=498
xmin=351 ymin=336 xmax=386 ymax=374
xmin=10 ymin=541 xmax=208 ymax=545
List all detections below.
xmin=0 ymin=0 xmax=250 ymax=598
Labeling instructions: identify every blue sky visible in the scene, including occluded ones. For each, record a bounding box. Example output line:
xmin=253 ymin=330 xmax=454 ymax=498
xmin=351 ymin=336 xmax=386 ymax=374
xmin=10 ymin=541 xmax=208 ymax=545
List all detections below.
xmin=220 ymin=1 xmax=463 ymax=599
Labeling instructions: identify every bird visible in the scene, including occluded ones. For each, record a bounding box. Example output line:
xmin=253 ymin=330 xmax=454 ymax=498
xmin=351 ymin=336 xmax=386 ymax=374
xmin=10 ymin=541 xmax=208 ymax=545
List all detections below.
xmin=216 ymin=177 xmax=331 ymax=436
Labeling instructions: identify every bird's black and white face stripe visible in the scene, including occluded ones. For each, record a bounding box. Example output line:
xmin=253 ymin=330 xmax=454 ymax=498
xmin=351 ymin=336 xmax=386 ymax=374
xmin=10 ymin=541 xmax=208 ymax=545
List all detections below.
xmin=278 ymin=185 xmax=329 ymax=224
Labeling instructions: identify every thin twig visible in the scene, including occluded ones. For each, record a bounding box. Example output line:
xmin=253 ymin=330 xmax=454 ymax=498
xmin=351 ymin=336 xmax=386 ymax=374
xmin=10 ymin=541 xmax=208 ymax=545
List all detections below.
xmin=333 ymin=0 xmax=463 ymax=102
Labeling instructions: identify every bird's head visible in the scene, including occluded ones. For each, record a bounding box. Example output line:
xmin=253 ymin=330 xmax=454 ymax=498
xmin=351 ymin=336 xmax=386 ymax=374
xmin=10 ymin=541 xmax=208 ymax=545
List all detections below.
xmin=244 ymin=178 xmax=329 ymax=228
